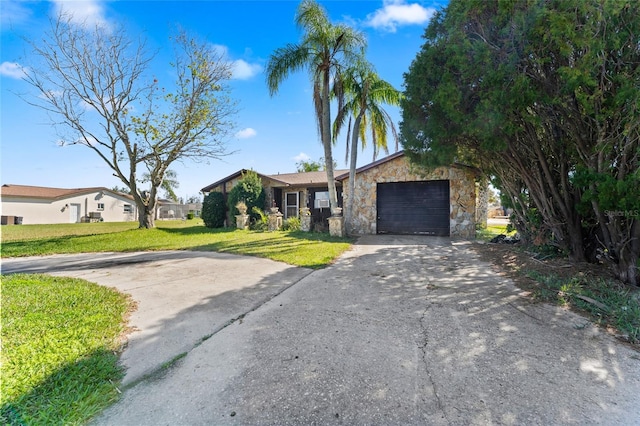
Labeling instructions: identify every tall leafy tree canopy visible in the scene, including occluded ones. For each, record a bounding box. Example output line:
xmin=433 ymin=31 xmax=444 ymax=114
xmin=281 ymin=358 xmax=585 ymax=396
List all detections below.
xmin=401 ymin=0 xmax=640 ymax=285
xmin=22 ymin=15 xmax=238 ymax=228
xmin=296 ymin=159 xmax=323 ymax=172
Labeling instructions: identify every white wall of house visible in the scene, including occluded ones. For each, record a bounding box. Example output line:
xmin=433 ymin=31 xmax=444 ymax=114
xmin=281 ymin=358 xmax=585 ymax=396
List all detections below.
xmin=1 ymin=191 xmax=137 ymax=224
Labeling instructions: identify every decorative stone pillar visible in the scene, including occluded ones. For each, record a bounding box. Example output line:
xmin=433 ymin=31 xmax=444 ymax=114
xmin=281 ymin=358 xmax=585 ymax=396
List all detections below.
xmin=328 ymin=208 xmax=344 ymax=237
xmin=268 ymin=207 xmax=283 ymax=231
xmin=235 ymin=214 xmax=249 ymax=230
xmin=300 ymin=207 xmax=312 ymax=232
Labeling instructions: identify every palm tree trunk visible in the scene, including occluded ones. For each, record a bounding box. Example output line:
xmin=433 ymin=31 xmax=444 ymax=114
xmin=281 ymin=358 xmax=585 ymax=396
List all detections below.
xmin=346 ymin=114 xmax=363 ymax=234
xmin=321 ymin=70 xmax=339 ymax=212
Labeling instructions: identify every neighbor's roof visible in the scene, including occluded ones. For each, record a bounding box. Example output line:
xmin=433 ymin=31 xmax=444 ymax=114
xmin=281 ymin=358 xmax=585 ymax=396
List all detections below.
xmin=0 ymin=184 xmax=131 ymax=200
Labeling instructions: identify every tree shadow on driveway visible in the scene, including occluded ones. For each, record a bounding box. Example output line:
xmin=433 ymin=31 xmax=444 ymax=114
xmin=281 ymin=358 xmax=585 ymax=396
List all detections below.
xmin=214 ymin=235 xmax=640 ymax=425
xmin=93 ymin=235 xmax=640 ymax=426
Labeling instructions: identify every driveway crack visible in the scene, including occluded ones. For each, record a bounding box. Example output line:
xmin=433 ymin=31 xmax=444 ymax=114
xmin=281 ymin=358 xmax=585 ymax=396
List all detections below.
xmin=417 ymin=304 xmax=452 ymax=425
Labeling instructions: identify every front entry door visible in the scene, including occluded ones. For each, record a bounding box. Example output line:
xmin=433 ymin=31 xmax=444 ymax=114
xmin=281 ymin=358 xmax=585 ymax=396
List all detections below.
xmin=285 ymin=192 xmax=299 ymax=219
xmin=69 ymin=203 xmax=81 ymax=223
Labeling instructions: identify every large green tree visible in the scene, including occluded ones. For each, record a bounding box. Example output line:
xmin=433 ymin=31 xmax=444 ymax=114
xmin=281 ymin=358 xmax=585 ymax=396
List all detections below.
xmin=266 ymin=0 xmax=366 ymax=212
xmin=296 ymin=158 xmax=322 ymax=172
xmin=22 ymin=15 xmax=237 ymax=228
xmin=401 ymin=0 xmax=639 ymax=285
xmin=334 ymin=60 xmax=401 ymax=234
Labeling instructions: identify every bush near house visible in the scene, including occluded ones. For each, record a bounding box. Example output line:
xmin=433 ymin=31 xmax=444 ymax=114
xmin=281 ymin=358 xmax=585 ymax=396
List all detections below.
xmin=227 ymin=170 xmax=266 ymax=221
xmin=202 ymin=192 xmax=226 ymax=228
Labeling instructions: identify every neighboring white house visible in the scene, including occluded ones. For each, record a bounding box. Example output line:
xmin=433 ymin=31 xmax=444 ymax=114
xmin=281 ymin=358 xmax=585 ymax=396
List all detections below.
xmin=0 ymin=184 xmax=138 ymax=225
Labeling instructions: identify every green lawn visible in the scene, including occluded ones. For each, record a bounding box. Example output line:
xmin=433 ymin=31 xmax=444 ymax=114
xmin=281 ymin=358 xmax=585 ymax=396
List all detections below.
xmin=1 ymin=221 xmax=140 ymax=242
xmin=1 ymin=220 xmax=353 ymax=269
xmin=1 ymin=274 xmax=134 ymax=425
xmin=475 ymin=224 xmax=514 ymax=241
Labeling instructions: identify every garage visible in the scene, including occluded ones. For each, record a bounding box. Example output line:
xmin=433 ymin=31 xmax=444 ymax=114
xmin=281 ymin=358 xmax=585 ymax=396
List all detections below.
xmin=336 ymin=151 xmax=476 ymax=237
xmin=376 ymin=180 xmax=450 ymax=236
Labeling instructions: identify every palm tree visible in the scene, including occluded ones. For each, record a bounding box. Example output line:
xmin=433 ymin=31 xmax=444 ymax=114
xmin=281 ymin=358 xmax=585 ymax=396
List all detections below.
xmin=266 ymin=0 xmax=366 ymax=212
xmin=333 ymin=62 xmax=402 ymax=234
xmin=142 ymin=169 xmax=180 ymax=202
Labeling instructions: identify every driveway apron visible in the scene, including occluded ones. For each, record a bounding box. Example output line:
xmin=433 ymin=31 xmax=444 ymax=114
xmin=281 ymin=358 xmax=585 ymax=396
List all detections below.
xmin=88 ymin=235 xmax=640 ymax=425
xmin=1 ymin=251 xmax=312 ymax=387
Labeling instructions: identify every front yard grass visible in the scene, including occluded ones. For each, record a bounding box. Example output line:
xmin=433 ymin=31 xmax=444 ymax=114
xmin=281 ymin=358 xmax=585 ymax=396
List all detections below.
xmin=1 ymin=220 xmax=352 ymax=269
xmin=1 ymin=274 xmax=134 ymax=425
xmin=0 ymin=222 xmax=351 ymax=424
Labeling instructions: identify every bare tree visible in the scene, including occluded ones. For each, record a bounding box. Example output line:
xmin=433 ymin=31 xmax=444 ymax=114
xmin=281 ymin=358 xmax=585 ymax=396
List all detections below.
xmin=21 ymin=15 xmax=237 ymax=228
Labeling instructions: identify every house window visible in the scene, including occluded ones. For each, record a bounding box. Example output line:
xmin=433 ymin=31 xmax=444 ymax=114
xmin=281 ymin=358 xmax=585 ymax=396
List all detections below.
xmin=314 ymin=191 xmax=330 ymax=209
xmin=97 ymin=203 xmax=104 ymax=211
xmin=123 ymin=204 xmax=133 ymax=213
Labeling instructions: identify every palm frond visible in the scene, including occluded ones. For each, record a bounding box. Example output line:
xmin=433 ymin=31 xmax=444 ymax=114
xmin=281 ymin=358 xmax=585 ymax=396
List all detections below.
xmin=265 ymin=44 xmax=309 ymax=95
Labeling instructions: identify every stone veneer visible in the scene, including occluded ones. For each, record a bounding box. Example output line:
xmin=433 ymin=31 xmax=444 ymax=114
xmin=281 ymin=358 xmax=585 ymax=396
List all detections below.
xmin=342 ymin=156 xmax=476 ymax=238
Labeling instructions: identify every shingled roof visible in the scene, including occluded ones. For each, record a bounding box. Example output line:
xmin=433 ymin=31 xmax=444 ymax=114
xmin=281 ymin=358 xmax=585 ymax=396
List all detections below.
xmin=1 ymin=184 xmax=131 ymax=200
xmin=201 ymin=169 xmax=349 ymax=193
xmin=265 ymin=170 xmax=348 ymax=186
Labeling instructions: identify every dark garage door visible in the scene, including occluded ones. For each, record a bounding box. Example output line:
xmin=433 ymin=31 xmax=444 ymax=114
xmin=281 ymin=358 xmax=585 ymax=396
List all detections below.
xmin=377 ymin=180 xmax=450 ymax=236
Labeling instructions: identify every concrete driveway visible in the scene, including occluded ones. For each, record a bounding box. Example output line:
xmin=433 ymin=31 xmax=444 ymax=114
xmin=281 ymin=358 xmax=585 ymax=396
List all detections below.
xmin=1 ymin=251 xmax=312 ymax=386
xmin=3 ymin=236 xmax=639 ymax=425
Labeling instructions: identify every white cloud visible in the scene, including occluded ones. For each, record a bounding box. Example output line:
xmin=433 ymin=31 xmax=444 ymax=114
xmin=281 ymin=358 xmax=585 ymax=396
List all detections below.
xmin=51 ymin=0 xmax=109 ymax=29
xmin=212 ymin=44 xmax=262 ymax=80
xmin=0 ymin=61 xmax=27 ymax=79
xmin=232 ymin=59 xmax=262 ymax=80
xmin=366 ymin=0 xmax=435 ymax=32
xmin=212 ymin=44 xmax=229 ymax=56
xmin=293 ymin=152 xmax=310 ymax=162
xmin=236 ymin=128 xmax=257 ymax=139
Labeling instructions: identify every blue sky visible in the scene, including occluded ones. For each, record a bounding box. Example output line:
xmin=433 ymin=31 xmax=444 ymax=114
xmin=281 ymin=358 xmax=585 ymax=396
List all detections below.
xmin=1 ymin=0 xmax=445 ymax=200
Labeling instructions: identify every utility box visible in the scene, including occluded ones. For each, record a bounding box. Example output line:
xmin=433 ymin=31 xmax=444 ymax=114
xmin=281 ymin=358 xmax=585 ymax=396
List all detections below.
xmin=1 ymin=215 xmax=15 ymax=225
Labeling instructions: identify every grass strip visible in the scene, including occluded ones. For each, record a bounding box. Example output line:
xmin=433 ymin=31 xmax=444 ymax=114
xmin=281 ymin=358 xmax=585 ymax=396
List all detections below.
xmin=1 ymin=274 xmax=133 ymax=425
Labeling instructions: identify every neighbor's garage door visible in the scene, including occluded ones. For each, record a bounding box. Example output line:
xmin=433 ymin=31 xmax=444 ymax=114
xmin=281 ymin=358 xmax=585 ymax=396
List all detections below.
xmin=377 ymin=180 xmax=450 ymax=236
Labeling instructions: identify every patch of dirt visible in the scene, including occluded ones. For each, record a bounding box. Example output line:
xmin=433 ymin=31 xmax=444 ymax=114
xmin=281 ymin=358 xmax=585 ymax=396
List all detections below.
xmin=471 ymin=241 xmax=640 ymax=350
xmin=472 ymin=241 xmax=618 ymax=291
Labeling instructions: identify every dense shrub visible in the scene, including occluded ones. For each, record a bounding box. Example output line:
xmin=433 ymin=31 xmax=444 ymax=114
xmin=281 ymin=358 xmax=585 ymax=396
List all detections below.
xmin=283 ymin=217 xmax=301 ymax=231
xmin=227 ymin=170 xmax=266 ymax=220
xmin=202 ymin=192 xmax=226 ymax=228
xmin=186 ymin=212 xmax=195 ymax=220
xmin=250 ymin=207 xmax=268 ymax=231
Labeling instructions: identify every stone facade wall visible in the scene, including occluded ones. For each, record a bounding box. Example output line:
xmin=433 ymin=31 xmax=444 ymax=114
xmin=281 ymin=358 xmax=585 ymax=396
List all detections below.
xmin=343 ymin=156 xmax=476 ymax=238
